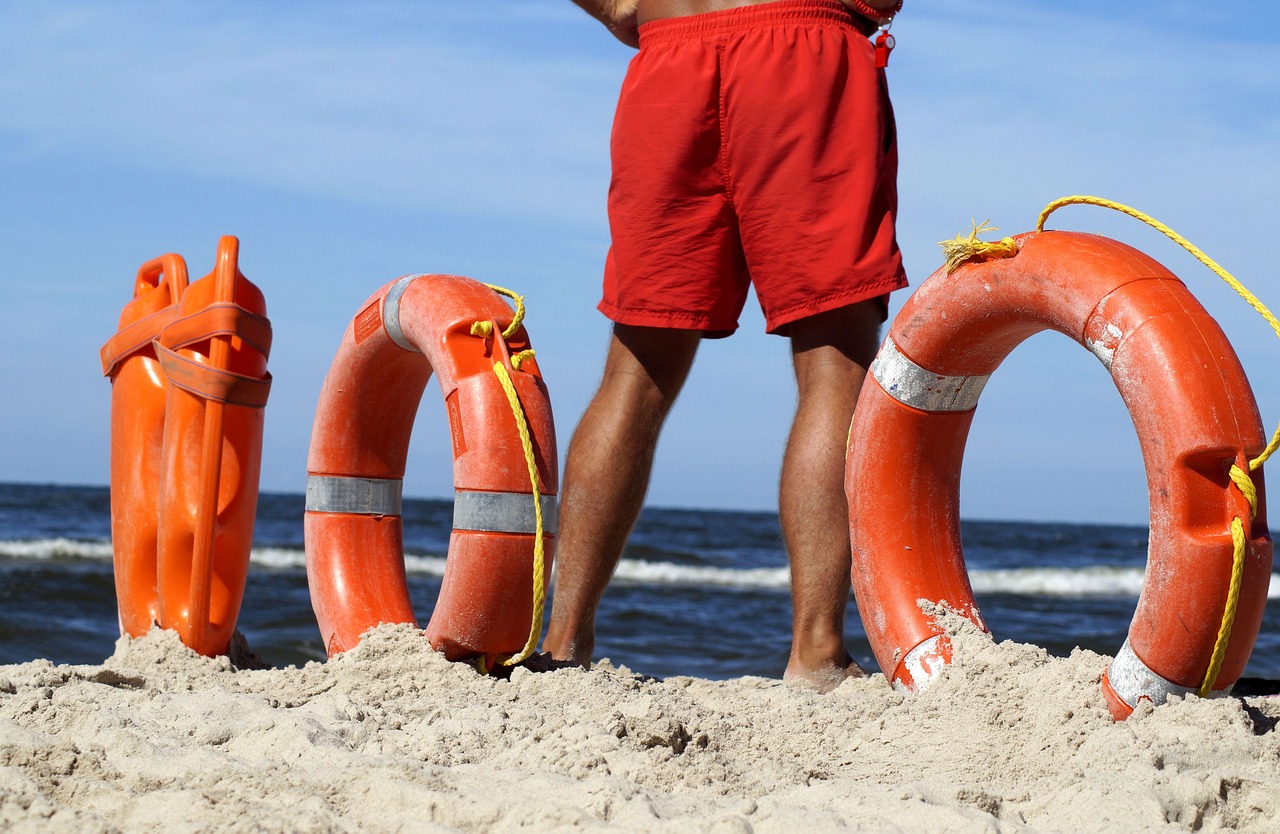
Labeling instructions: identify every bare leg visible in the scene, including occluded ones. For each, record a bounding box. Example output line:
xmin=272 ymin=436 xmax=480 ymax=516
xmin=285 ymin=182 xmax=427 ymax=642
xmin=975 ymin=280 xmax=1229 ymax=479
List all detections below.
xmin=780 ymin=301 xmax=882 ymax=692
xmin=543 ymin=324 xmax=701 ymax=666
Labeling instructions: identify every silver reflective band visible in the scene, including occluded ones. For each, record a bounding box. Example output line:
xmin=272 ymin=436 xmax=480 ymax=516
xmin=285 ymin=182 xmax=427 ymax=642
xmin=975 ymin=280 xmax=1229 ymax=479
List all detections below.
xmin=1105 ymin=638 xmax=1219 ymax=708
xmin=893 ymin=634 xmax=947 ymax=693
xmin=306 ymin=475 xmax=404 ymax=516
xmin=453 ymin=490 xmax=558 ymax=535
xmin=870 ymin=338 xmax=990 ymax=413
xmin=382 ymin=275 xmax=424 ymax=353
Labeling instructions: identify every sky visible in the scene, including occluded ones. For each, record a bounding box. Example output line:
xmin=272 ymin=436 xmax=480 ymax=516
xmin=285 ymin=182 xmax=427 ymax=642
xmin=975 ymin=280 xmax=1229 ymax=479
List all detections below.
xmin=1 ymin=0 xmax=1277 ymax=525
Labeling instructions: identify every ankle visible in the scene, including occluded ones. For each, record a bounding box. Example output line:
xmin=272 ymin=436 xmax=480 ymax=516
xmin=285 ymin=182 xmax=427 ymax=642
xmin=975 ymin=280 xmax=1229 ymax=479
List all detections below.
xmin=542 ymin=617 xmax=595 ymax=668
xmin=787 ymin=629 xmax=848 ymax=670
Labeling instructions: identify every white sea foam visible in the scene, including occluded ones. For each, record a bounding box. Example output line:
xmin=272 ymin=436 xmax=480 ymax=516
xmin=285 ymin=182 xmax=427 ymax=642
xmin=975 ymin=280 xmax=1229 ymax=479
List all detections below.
xmin=2 ymin=539 xmax=1275 ymax=600
xmin=968 ymin=567 xmax=1147 ymax=597
xmin=0 ymin=538 xmax=114 ymax=560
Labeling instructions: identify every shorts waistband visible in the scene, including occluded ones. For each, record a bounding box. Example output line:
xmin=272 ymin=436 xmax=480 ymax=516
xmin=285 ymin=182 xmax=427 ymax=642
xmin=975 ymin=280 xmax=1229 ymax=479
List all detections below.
xmin=638 ymin=0 xmax=867 ymax=46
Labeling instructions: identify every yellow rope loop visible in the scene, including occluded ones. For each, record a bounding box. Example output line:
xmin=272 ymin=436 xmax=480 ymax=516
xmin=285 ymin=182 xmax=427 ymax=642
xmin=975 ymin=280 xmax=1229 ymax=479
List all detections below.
xmin=489 ymin=361 xmax=546 ymax=667
xmin=470 ymin=320 xmax=494 ymax=339
xmin=938 ymin=220 xmax=1018 ymax=273
xmin=483 ymin=284 xmax=528 ymax=340
xmin=1038 ymin=195 xmax=1280 ymax=472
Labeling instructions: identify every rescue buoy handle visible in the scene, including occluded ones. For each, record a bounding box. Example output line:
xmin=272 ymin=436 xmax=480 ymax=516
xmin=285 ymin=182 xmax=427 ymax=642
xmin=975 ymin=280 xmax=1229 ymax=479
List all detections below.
xmin=187 ymin=235 xmax=245 ymax=653
xmin=134 ymin=254 xmax=189 ymax=299
xmin=101 ymin=255 xmax=191 ymax=377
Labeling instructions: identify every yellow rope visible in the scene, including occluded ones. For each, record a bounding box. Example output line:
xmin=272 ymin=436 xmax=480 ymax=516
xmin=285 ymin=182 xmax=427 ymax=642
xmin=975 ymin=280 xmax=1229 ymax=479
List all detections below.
xmin=1036 ymin=195 xmax=1278 ymax=697
xmin=484 ymin=284 xmax=528 ymax=339
xmin=938 ymin=220 xmax=1018 ymax=273
xmin=465 ymin=282 xmax=545 ymax=671
xmin=1200 ymin=515 xmax=1249 ymax=697
xmin=470 ymin=285 xmax=529 ymax=341
xmin=490 ymin=360 xmax=546 ymax=667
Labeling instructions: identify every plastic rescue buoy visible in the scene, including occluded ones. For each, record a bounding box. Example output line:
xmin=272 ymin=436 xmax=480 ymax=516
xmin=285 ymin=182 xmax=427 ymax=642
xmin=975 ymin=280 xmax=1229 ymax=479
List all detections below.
xmin=305 ymin=274 xmax=557 ymax=668
xmin=846 ymin=230 xmax=1272 ymax=719
xmin=102 ymin=237 xmax=272 ymax=656
xmin=153 ymin=236 xmax=272 ymax=656
xmin=101 ymin=255 xmax=190 ymax=636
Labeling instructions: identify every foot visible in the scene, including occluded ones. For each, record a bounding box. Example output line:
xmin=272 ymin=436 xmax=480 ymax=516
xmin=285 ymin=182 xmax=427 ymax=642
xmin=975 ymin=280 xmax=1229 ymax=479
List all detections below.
xmin=541 ymin=623 xmax=594 ymax=669
xmin=784 ymin=653 xmax=867 ymax=694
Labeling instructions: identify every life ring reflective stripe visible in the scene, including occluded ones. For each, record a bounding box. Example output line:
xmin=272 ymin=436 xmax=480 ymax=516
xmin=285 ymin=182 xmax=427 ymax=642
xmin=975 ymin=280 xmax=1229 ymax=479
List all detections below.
xmin=305 ymin=273 xmax=558 ymax=666
xmin=103 ymin=238 xmax=272 ymax=656
xmin=846 ymin=230 xmax=1272 ymax=719
xmin=306 ymin=475 xmax=404 ymax=517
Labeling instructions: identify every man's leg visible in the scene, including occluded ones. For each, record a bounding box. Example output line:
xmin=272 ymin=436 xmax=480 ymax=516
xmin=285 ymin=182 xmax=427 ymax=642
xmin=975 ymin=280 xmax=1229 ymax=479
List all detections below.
xmin=780 ymin=300 xmax=883 ymax=691
xmin=543 ymin=324 xmax=701 ymax=666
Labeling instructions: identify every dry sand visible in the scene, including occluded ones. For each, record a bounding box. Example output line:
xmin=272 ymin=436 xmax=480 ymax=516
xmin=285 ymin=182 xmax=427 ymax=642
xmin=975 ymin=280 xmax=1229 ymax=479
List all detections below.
xmin=1 ymin=618 xmax=1277 ymax=833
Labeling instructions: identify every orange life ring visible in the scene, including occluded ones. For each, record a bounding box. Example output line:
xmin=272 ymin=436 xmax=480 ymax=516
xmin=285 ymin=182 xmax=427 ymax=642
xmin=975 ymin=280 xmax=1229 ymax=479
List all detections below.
xmin=846 ymin=230 xmax=1272 ymax=719
xmin=305 ymin=274 xmax=558 ymax=668
xmin=101 ymin=237 xmax=272 ymax=656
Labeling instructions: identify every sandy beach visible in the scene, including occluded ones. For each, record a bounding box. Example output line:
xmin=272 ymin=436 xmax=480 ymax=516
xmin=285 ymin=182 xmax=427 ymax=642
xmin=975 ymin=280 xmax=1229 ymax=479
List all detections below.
xmin=1 ymin=617 xmax=1277 ymax=833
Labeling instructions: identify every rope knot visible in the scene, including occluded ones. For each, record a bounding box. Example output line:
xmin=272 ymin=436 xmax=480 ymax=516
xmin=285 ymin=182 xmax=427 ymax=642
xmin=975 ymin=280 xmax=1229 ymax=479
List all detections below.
xmin=938 ymin=221 xmax=1018 ymax=273
xmin=1228 ymin=463 xmax=1259 ymax=521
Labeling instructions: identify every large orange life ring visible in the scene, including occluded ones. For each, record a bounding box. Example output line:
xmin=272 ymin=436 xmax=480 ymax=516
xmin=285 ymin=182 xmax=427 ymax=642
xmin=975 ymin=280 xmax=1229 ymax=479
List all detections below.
xmin=305 ymin=274 xmax=557 ymax=669
xmin=101 ymin=237 xmax=272 ymax=656
xmin=846 ymin=230 xmax=1272 ymax=719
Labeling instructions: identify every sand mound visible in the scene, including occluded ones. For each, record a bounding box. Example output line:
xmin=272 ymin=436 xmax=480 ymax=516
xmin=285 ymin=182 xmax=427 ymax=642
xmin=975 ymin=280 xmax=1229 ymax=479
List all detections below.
xmin=0 ymin=621 xmax=1276 ymax=832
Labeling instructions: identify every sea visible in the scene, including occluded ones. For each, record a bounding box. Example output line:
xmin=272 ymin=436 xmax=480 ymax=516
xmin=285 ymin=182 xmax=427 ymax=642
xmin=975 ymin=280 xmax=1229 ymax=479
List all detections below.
xmin=2 ymin=481 xmax=1278 ymax=688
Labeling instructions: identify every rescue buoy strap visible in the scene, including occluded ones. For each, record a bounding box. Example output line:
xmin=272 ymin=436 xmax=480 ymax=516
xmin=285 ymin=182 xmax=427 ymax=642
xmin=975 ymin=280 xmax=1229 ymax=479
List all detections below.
xmin=870 ymin=338 xmax=990 ymax=412
xmin=99 ymin=306 xmax=181 ymax=377
xmin=158 ymin=303 xmax=274 ymax=359
xmin=453 ymin=490 xmax=558 ymax=535
xmin=305 ymin=475 xmax=403 ymax=516
xmin=154 ymin=341 xmax=273 ymax=408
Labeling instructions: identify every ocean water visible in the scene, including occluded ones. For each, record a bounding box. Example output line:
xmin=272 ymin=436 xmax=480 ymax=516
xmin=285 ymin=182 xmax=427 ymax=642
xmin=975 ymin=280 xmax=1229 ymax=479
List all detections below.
xmin=1 ymin=482 xmax=1278 ymax=686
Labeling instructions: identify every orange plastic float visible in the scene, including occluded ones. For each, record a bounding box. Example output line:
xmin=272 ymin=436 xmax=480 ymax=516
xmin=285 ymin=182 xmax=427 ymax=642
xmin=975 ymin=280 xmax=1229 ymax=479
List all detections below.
xmin=102 ymin=237 xmax=272 ymax=656
xmin=305 ymin=274 xmax=557 ymax=670
xmin=846 ymin=227 xmax=1272 ymax=719
xmin=101 ymin=255 xmax=190 ymax=636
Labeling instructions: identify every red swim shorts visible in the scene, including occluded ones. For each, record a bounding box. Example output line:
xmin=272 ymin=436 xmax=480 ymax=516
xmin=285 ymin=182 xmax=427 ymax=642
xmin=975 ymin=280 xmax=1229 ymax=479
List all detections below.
xmin=599 ymin=0 xmax=906 ymax=337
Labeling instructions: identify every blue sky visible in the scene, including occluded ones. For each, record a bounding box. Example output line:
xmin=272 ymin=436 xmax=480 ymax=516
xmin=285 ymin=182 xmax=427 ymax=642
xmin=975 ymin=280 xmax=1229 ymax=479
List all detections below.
xmin=2 ymin=1 xmax=1277 ymax=524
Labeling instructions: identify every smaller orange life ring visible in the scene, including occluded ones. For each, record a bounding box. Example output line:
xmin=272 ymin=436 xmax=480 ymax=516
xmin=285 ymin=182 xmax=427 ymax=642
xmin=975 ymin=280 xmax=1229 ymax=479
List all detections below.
xmin=305 ymin=274 xmax=558 ymax=670
xmin=846 ymin=230 xmax=1272 ymax=719
xmin=101 ymin=237 xmax=272 ymax=656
